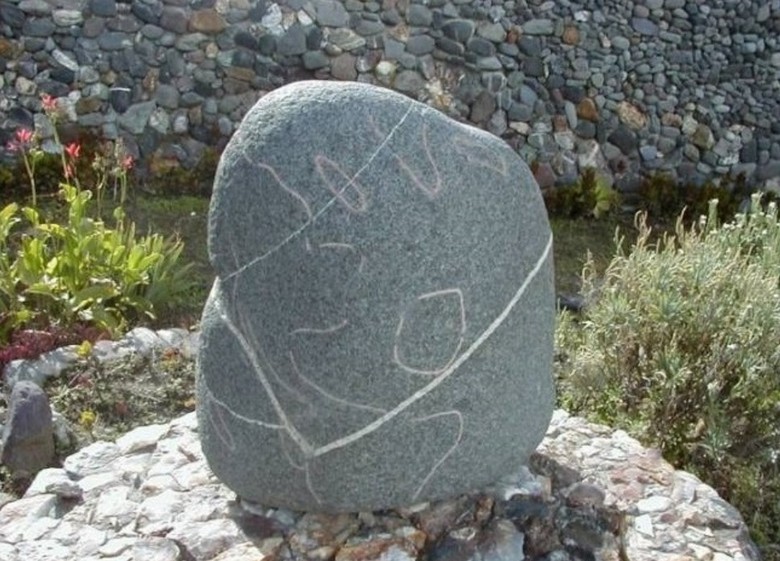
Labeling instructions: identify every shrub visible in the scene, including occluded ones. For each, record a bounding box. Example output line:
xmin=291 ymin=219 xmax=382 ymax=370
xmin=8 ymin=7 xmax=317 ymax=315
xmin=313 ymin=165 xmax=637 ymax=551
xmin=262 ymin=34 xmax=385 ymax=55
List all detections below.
xmin=0 ymin=94 xmax=194 ymax=346
xmin=555 ymin=194 xmax=780 ymax=554
xmin=636 ymin=171 xmax=779 ymax=225
xmin=543 ymin=167 xmax=620 ymax=219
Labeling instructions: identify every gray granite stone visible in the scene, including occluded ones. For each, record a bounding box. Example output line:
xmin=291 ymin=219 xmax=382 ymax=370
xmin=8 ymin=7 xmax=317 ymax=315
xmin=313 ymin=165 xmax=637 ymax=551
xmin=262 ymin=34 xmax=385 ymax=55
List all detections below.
xmin=313 ymin=0 xmax=349 ymax=27
xmin=197 ymin=80 xmax=555 ymax=513
xmin=0 ymin=381 xmax=55 ymax=478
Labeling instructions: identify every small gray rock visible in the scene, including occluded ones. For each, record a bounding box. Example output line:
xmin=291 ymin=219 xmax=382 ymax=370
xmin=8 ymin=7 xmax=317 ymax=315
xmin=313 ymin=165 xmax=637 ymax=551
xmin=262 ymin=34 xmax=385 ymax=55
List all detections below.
xmin=393 ymin=70 xmax=425 ymax=93
xmin=441 ymin=19 xmax=475 ymax=43
xmin=302 ymin=50 xmax=330 ymax=69
xmin=90 ymin=0 xmax=116 ymax=17
xmin=405 ymin=35 xmax=435 ymax=56
xmin=277 ymin=24 xmax=307 ymax=56
xmin=1 ymin=382 xmax=55 ymax=478
xmin=631 ymin=17 xmax=659 ymax=36
xmin=523 ymin=19 xmax=554 ymax=35
xmin=314 ymin=0 xmax=349 ymax=27
xmin=407 ymin=4 xmax=432 ymax=27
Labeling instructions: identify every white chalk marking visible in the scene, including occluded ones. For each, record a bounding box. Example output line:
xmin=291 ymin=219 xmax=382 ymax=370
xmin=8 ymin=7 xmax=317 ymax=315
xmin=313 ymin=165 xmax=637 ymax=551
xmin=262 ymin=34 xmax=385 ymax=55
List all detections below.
xmin=312 ymin=233 xmax=553 ymax=458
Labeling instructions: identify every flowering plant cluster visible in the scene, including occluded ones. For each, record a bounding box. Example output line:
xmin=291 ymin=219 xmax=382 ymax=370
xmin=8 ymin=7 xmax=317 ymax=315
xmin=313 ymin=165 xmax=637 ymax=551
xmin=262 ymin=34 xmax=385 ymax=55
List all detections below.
xmin=0 ymin=94 xmax=192 ymax=348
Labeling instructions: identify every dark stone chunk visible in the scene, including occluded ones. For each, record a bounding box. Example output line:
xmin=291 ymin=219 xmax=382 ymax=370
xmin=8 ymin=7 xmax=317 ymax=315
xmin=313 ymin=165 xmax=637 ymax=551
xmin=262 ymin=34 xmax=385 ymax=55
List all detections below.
xmin=38 ymin=81 xmax=69 ymax=97
xmin=8 ymin=106 xmax=34 ymax=129
xmin=556 ymin=294 xmax=585 ymax=313
xmin=248 ymin=0 xmax=267 ymax=21
xmin=22 ymin=18 xmax=56 ymax=37
xmin=159 ymin=6 xmax=188 ymax=33
xmin=131 ymin=0 xmax=162 ymax=25
xmin=306 ymin=27 xmax=323 ymax=51
xmin=575 ymin=121 xmax=596 ymax=139
xmin=405 ymin=34 xmax=435 ymax=55
xmin=99 ymin=31 xmax=130 ymax=50
xmin=547 ymin=75 xmax=565 ymax=90
xmin=757 ymin=161 xmax=780 ymax=181
xmin=0 ymin=382 xmax=54 ymax=478
xmin=90 ymin=0 xmax=117 ymax=17
xmin=441 ymin=19 xmax=475 ymax=42
xmin=467 ymin=37 xmax=496 ymax=57
xmin=523 ymin=57 xmax=545 ymax=77
xmin=0 ymin=1 xmax=25 ymax=28
xmin=508 ymin=102 xmax=533 ymax=121
xmin=233 ymin=49 xmax=255 ymax=68
xmin=234 ymin=31 xmax=257 ymax=51
xmin=50 ymin=66 xmax=76 ymax=84
xmin=740 ymin=139 xmax=757 ymax=163
xmin=470 ymin=89 xmax=496 ymax=123
xmin=517 ymin=36 xmax=541 ymax=57
xmin=278 ymin=25 xmax=306 ymax=56
xmin=109 ymin=87 xmax=132 ymax=113
xmin=180 ymin=91 xmax=203 ymax=107
xmin=82 ymin=16 xmax=105 ymax=38
xmin=18 ymin=60 xmax=38 ymax=79
xmin=257 ymin=34 xmax=276 ymax=56
xmin=608 ymin=125 xmax=638 ymax=155
xmin=107 ymin=15 xmax=142 ymax=33
xmin=560 ymin=85 xmax=585 ymax=104
xmin=436 ymin=37 xmax=465 ymax=56
xmin=194 ymin=80 xmax=215 ymax=97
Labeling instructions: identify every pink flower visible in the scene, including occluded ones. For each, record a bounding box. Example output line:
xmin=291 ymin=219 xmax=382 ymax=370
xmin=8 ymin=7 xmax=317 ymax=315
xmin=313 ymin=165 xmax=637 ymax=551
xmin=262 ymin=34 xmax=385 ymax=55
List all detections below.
xmin=41 ymin=94 xmax=57 ymax=113
xmin=6 ymin=140 xmax=19 ymax=152
xmin=121 ymin=155 xmax=134 ymax=171
xmin=15 ymin=128 xmax=33 ymax=145
xmin=64 ymin=163 xmax=75 ymax=179
xmin=64 ymin=142 xmax=81 ymax=160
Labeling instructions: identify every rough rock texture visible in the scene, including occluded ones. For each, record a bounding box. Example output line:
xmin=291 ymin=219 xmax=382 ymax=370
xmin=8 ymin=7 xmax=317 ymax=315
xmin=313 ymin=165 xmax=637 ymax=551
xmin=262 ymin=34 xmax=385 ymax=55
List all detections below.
xmin=0 ymin=381 xmax=54 ymax=478
xmin=198 ymin=80 xmax=555 ymax=513
xmin=0 ymin=409 xmax=760 ymax=561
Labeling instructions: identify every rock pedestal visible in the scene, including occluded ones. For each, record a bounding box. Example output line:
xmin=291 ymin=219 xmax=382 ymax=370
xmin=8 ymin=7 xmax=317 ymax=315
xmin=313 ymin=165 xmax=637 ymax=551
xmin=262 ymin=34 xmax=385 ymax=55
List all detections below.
xmin=197 ymin=81 xmax=555 ymax=512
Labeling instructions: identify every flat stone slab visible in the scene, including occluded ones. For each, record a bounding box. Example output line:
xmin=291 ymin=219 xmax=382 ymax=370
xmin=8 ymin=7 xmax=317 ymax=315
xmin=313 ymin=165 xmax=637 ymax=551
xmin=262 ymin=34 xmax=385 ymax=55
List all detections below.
xmin=197 ymin=80 xmax=555 ymax=512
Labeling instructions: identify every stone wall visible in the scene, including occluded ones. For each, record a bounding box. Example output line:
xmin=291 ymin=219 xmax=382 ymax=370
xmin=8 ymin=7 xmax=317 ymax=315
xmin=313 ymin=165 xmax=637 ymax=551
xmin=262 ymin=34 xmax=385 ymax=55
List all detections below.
xmin=0 ymin=0 xmax=779 ymax=193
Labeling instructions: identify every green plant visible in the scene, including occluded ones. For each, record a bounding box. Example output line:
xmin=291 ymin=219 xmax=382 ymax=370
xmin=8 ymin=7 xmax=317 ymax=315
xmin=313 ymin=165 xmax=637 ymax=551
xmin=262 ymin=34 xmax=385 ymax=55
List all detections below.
xmin=636 ymin=171 xmax=777 ymax=224
xmin=0 ymin=94 xmax=194 ymax=344
xmin=555 ymin=194 xmax=780 ymax=554
xmin=543 ymin=167 xmax=620 ymax=219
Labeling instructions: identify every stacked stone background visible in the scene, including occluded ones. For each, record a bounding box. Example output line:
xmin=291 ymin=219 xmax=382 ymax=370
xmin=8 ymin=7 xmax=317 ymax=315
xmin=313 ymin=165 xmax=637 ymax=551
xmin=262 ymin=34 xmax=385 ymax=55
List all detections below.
xmin=0 ymin=0 xmax=779 ymax=193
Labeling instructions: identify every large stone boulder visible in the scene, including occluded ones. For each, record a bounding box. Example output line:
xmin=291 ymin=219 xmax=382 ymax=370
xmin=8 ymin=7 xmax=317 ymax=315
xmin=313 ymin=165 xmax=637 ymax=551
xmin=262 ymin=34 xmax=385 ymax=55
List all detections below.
xmin=197 ymin=80 xmax=555 ymax=513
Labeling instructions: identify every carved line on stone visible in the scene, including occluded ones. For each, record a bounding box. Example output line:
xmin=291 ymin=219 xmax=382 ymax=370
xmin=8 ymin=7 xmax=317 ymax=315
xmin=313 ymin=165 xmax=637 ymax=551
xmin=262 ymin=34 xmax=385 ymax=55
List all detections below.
xmin=239 ymin=313 xmax=309 ymax=405
xmin=289 ymin=351 xmax=387 ymax=414
xmin=253 ymin=159 xmax=314 ymax=221
xmin=311 ymin=233 xmax=553 ymax=459
xmin=305 ymin=463 xmax=324 ymax=506
xmin=393 ymin=288 xmax=466 ymax=377
xmin=223 ymin=102 xmax=416 ymax=278
xmin=369 ymin=117 xmax=443 ymax=198
xmin=214 ymin=280 xmax=314 ymax=456
xmin=208 ymin=392 xmax=237 ymax=453
xmin=279 ymin=431 xmax=306 ymax=471
xmin=319 ymin=242 xmax=367 ymax=273
xmin=452 ymin=136 xmax=509 ymax=177
xmin=410 ymin=410 xmax=464 ymax=501
xmin=315 ymin=155 xmax=368 ymax=213
xmin=290 ymin=319 xmax=348 ymax=336
xmin=203 ymin=383 xmax=284 ymax=457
